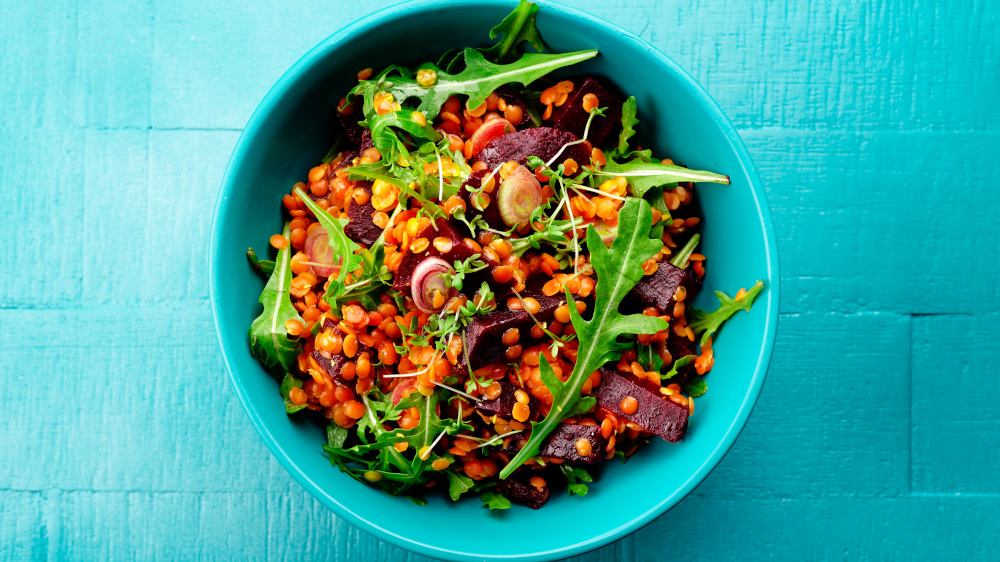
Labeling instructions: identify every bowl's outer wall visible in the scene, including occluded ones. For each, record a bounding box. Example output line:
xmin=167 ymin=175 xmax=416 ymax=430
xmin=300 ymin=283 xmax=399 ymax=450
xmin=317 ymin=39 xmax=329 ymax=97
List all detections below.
xmin=210 ymin=1 xmax=779 ymax=560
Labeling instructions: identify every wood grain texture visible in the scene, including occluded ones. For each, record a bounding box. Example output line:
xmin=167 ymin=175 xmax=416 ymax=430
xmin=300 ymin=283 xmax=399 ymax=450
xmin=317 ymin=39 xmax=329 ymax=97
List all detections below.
xmin=1 ymin=0 xmax=998 ymax=559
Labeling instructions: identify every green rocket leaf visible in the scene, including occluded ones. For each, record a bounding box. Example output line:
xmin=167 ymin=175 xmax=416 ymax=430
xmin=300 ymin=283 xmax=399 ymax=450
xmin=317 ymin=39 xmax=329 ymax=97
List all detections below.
xmin=247 ymin=222 xmax=305 ymax=377
xmin=689 ymin=280 xmax=766 ymax=346
xmin=500 ymin=198 xmax=669 ymax=478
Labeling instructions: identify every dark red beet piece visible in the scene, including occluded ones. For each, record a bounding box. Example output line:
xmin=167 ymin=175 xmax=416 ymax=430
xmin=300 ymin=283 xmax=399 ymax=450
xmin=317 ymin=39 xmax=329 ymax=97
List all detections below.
xmin=343 ymin=180 xmax=381 ymax=247
xmin=309 ymin=318 xmax=370 ymax=387
xmin=335 ymin=101 xmax=365 ymax=148
xmin=549 ymin=77 xmax=623 ymax=147
xmin=621 ymin=262 xmax=703 ymax=316
xmin=331 ymin=150 xmax=357 ymax=171
xmin=475 ymin=381 xmax=540 ymax=422
xmin=391 ymin=218 xmax=478 ymax=291
xmin=458 ymin=275 xmax=564 ymax=372
xmin=595 ymin=367 xmax=688 ymax=442
xmin=459 ymin=170 xmax=506 ymax=230
xmin=667 ymin=330 xmax=698 ymax=384
xmin=666 ymin=331 xmax=696 ymax=365
xmin=359 ymin=129 xmax=374 ymax=153
xmin=621 ymin=262 xmax=684 ymax=313
xmin=494 ymin=85 xmax=532 ymax=130
xmin=498 ymin=475 xmax=549 ymax=509
xmin=498 ymin=433 xmax=528 ymax=455
xmin=476 ymin=127 xmax=590 ymax=170
xmin=538 ymin=423 xmax=608 ymax=464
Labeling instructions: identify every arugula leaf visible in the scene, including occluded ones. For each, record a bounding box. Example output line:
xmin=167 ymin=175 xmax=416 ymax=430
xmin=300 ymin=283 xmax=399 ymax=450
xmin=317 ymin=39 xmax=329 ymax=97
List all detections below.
xmin=246 ymin=247 xmax=275 ymax=276
xmin=616 ymin=96 xmax=639 ymax=156
xmin=669 ymin=233 xmax=700 ymax=268
xmin=323 ymin=392 xmax=436 ymax=497
xmin=480 ymin=489 xmax=512 ymax=510
xmin=396 ymin=390 xmax=473 ymax=461
xmin=558 ymin=464 xmax=593 ymax=497
xmin=366 ymin=109 xmax=441 ymax=161
xmin=436 ymin=48 xmax=465 ymax=74
xmin=293 ymin=187 xmax=365 ymax=305
xmin=600 ymin=158 xmax=730 ymax=199
xmin=500 ymin=198 xmax=669 ymax=479
xmin=445 ymin=471 xmax=475 ymax=501
xmin=361 ymin=48 xmax=597 ymax=122
xmin=689 ymin=280 xmax=766 ymax=346
xmin=684 ymin=380 xmax=708 ymax=398
xmin=248 ymin=222 xmax=304 ymax=376
xmin=406 ymin=495 xmax=429 ymax=506
xmin=329 ymin=243 xmax=391 ymax=312
xmin=280 ymin=374 xmax=307 ymax=414
xmin=481 ymin=0 xmax=546 ymax=63
xmin=638 ymin=343 xmax=664 ymax=373
xmin=644 ymin=186 xmax=670 ymax=241
xmin=662 ymin=355 xmax=696 ymax=380
xmin=327 ymin=424 xmax=349 ymax=449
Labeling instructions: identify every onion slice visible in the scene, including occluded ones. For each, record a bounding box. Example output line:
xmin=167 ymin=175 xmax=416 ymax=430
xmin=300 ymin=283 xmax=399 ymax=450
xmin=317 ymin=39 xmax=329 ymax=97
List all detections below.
xmin=304 ymin=226 xmax=339 ymax=278
xmin=411 ymin=257 xmax=455 ymax=313
xmin=497 ymin=164 xmax=545 ymax=229
xmin=468 ymin=118 xmax=515 ymax=157
xmin=391 ymin=378 xmax=417 ymax=405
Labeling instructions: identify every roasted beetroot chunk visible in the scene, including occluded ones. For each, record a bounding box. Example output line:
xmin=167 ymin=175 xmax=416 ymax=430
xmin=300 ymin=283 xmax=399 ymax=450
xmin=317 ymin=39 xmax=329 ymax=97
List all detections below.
xmin=391 ymin=218 xmax=479 ymax=291
xmin=332 ymin=150 xmax=357 ymax=171
xmin=498 ymin=474 xmax=549 ymax=509
xmin=476 ymin=381 xmax=540 ymax=422
xmin=359 ymin=129 xmax=374 ymax=153
xmin=595 ymin=367 xmax=689 ymax=442
xmin=458 ymin=275 xmax=564 ymax=372
xmin=309 ymin=318 xmax=370 ymax=387
xmin=549 ymin=77 xmax=622 ymax=147
xmin=621 ymin=262 xmax=702 ymax=315
xmin=538 ymin=423 xmax=608 ymax=464
xmin=343 ymin=180 xmax=382 ymax=247
xmin=494 ymin=85 xmax=532 ymax=129
xmin=666 ymin=331 xmax=697 ymax=381
xmin=459 ymin=170 xmax=506 ymax=230
xmin=335 ymin=101 xmax=365 ymax=148
xmin=476 ymin=127 xmax=591 ymax=170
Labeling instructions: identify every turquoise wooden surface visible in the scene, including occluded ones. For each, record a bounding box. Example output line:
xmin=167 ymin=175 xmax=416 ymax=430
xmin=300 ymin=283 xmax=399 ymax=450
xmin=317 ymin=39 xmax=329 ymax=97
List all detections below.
xmin=2 ymin=0 xmax=997 ymax=559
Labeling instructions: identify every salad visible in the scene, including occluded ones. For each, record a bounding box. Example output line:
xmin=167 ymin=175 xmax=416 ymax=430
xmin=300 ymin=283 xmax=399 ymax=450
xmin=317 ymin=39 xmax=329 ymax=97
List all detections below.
xmin=246 ymin=1 xmax=764 ymax=509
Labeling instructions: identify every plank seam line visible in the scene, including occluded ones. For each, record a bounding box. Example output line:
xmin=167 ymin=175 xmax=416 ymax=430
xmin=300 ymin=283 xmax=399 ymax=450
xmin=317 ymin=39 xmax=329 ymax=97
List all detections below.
xmin=908 ymin=313 xmax=914 ymax=495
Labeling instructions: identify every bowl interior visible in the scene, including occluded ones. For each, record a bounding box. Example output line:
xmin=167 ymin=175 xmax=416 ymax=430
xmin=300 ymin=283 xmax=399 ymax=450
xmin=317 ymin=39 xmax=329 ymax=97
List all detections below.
xmin=210 ymin=1 xmax=778 ymax=560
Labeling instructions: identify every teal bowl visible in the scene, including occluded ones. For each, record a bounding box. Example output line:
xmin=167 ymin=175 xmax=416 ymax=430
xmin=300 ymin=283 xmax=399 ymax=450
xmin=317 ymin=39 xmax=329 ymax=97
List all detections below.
xmin=210 ymin=1 xmax=779 ymax=559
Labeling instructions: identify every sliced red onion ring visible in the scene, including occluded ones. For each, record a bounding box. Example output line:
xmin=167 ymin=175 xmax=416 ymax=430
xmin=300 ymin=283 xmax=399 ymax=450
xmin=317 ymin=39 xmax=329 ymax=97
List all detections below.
xmin=411 ymin=257 xmax=454 ymax=313
xmin=498 ymin=164 xmax=544 ymax=229
xmin=305 ymin=226 xmax=339 ymax=278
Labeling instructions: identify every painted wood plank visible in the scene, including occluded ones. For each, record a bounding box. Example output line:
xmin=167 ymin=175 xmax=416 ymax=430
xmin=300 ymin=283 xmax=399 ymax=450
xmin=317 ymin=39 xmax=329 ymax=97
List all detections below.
xmin=0 ymin=128 xmax=85 ymax=308
xmin=8 ymin=489 xmax=1000 ymax=561
xmin=0 ymin=0 xmax=80 ymax=129
xmin=78 ymin=0 xmax=154 ymax=128
xmin=145 ymin=129 xmax=241 ymax=303
xmin=707 ymin=311 xmax=911 ymax=497
xmin=150 ymin=0 xmax=398 ymax=129
xmin=629 ymin=495 xmax=1000 ymax=562
xmin=0 ymin=308 xmax=292 ymax=494
xmin=0 ymin=492 xmax=46 ymax=561
xmin=743 ymin=130 xmax=1000 ymax=314
xmin=82 ymin=130 xmax=150 ymax=305
xmin=911 ymin=313 xmax=1000 ymax=493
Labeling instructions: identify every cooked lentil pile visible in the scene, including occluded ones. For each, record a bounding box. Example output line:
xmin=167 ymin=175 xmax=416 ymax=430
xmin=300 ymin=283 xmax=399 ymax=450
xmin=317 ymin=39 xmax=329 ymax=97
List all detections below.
xmin=247 ymin=0 xmax=764 ymax=509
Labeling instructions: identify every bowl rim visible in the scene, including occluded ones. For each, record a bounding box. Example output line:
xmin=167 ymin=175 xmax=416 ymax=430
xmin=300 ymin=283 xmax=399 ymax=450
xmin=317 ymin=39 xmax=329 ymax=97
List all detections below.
xmin=209 ymin=0 xmax=780 ymax=559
